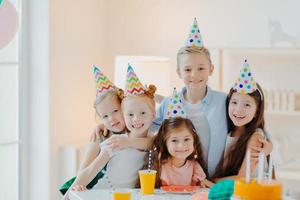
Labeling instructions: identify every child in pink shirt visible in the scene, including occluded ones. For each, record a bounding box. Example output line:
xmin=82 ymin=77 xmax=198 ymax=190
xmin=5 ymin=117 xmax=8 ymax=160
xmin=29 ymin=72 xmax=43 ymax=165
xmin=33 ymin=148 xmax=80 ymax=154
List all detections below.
xmin=149 ymin=89 xmax=213 ymax=187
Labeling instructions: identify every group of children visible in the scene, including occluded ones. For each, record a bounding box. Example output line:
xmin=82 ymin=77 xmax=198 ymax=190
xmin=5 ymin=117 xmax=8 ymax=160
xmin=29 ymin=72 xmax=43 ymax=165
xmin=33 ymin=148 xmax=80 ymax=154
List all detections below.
xmin=60 ymin=18 xmax=273 ymax=199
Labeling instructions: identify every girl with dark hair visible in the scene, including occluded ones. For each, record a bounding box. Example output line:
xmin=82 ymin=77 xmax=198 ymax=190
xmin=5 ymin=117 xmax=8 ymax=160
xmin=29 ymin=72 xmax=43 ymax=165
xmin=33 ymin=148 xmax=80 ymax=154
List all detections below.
xmin=145 ymin=89 xmax=213 ymax=188
xmin=213 ymin=61 xmax=273 ymax=181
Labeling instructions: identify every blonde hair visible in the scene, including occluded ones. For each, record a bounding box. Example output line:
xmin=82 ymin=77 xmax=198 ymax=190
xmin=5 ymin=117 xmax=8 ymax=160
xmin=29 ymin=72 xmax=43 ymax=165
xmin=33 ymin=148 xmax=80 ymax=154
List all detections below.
xmin=94 ymin=89 xmax=124 ymax=115
xmin=122 ymin=84 xmax=157 ymax=114
xmin=177 ymin=46 xmax=212 ymax=68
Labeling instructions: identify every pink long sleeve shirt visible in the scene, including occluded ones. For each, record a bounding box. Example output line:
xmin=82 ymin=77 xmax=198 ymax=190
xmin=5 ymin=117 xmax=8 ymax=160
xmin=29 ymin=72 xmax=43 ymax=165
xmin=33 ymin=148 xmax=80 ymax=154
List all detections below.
xmin=160 ymin=159 xmax=206 ymax=186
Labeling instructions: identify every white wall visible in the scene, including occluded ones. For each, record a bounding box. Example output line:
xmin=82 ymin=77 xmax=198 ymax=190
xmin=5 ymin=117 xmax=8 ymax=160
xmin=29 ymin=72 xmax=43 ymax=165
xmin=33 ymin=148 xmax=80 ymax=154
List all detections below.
xmin=103 ymin=0 xmax=300 ymax=88
xmin=49 ymin=0 xmax=107 ymax=199
xmin=46 ymin=0 xmax=300 ymax=198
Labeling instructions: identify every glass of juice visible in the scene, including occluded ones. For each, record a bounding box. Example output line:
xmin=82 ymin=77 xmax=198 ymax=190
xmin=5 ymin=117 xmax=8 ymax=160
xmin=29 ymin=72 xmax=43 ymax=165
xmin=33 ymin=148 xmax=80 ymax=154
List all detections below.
xmin=138 ymin=170 xmax=157 ymax=195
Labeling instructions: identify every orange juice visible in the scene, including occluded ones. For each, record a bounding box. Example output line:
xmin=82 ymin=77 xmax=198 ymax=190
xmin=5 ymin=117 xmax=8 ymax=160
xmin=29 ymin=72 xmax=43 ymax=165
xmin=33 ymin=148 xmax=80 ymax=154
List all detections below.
xmin=138 ymin=170 xmax=157 ymax=195
xmin=113 ymin=189 xmax=131 ymax=200
xmin=234 ymin=179 xmax=282 ymax=200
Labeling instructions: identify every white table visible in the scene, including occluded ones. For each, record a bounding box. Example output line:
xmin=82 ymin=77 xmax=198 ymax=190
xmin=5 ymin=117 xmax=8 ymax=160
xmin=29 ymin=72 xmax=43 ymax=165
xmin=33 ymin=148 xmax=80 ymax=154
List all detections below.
xmin=69 ymin=188 xmax=297 ymax=200
xmin=69 ymin=189 xmax=206 ymax=200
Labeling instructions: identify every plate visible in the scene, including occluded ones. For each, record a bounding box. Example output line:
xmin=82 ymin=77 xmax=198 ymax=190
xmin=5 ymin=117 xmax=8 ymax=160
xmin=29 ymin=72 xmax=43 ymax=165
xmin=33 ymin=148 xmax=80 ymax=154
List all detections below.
xmin=160 ymin=185 xmax=200 ymax=194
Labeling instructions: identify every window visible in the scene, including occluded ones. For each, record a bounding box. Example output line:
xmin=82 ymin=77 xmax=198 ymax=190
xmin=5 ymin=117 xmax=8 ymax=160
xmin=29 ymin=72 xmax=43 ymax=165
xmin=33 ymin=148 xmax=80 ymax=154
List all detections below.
xmin=0 ymin=0 xmax=20 ymax=199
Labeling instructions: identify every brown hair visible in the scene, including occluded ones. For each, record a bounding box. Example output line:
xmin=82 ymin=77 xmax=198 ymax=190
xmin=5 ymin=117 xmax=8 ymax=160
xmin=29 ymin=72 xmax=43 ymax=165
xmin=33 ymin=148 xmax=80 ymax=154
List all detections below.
xmin=122 ymin=84 xmax=157 ymax=114
xmin=146 ymin=117 xmax=207 ymax=187
xmin=177 ymin=46 xmax=212 ymax=68
xmin=213 ymin=83 xmax=265 ymax=178
xmin=94 ymin=88 xmax=124 ymax=109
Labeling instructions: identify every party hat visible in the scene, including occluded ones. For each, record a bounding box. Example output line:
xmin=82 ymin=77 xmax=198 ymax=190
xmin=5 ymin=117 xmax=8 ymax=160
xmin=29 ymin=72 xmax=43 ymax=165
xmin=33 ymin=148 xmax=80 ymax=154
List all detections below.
xmin=125 ymin=64 xmax=146 ymax=96
xmin=233 ymin=60 xmax=258 ymax=94
xmin=92 ymin=65 xmax=116 ymax=97
xmin=167 ymin=88 xmax=186 ymax=118
xmin=185 ymin=18 xmax=204 ymax=48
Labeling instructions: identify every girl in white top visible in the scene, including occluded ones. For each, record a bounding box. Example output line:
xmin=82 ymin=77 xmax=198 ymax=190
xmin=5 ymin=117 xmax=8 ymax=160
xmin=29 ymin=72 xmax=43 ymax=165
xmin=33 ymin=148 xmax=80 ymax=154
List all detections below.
xmin=93 ymin=82 xmax=157 ymax=188
xmin=63 ymin=66 xmax=153 ymax=199
xmin=71 ymin=65 xmax=156 ymax=190
xmin=213 ymin=60 xmax=273 ymax=181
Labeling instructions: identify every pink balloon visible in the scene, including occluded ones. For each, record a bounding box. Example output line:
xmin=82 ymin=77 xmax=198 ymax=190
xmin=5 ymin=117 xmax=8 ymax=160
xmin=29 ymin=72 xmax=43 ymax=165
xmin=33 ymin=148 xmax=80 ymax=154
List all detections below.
xmin=0 ymin=0 xmax=19 ymax=49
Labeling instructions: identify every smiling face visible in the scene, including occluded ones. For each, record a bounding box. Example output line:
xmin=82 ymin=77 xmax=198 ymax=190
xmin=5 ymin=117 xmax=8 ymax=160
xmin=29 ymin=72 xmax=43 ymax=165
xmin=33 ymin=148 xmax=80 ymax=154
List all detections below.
xmin=228 ymin=92 xmax=258 ymax=127
xmin=95 ymin=95 xmax=125 ymax=132
xmin=122 ymin=96 xmax=155 ymax=137
xmin=177 ymin=52 xmax=213 ymax=90
xmin=166 ymin=126 xmax=195 ymax=161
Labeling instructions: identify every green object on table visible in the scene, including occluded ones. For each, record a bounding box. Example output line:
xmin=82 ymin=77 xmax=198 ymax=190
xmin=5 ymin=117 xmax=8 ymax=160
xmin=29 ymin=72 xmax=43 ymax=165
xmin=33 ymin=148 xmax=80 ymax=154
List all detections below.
xmin=208 ymin=180 xmax=234 ymax=200
xmin=59 ymin=164 xmax=107 ymax=195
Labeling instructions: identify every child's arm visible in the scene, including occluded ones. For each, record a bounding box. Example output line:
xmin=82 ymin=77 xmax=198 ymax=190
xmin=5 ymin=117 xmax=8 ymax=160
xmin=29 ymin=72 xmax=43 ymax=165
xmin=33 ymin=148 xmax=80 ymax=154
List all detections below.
xmin=200 ymin=179 xmax=214 ymax=188
xmin=77 ymin=129 xmax=102 ymax=171
xmin=104 ymin=134 xmax=154 ymax=150
xmin=150 ymin=96 xmax=169 ymax=134
xmin=215 ymin=133 xmax=265 ymax=182
xmin=238 ymin=133 xmax=265 ymax=177
xmin=249 ymin=138 xmax=273 ymax=157
xmin=63 ymin=149 xmax=110 ymax=199
xmin=192 ymin=162 xmax=212 ymax=187
xmin=154 ymin=93 xmax=165 ymax=104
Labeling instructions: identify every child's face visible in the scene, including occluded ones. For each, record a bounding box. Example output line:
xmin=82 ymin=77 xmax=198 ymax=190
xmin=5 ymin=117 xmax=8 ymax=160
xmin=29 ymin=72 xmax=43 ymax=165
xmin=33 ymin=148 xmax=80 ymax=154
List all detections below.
xmin=122 ymin=97 xmax=155 ymax=137
xmin=177 ymin=53 xmax=213 ymax=90
xmin=166 ymin=127 xmax=194 ymax=161
xmin=228 ymin=92 xmax=257 ymax=127
xmin=96 ymin=95 xmax=125 ymax=132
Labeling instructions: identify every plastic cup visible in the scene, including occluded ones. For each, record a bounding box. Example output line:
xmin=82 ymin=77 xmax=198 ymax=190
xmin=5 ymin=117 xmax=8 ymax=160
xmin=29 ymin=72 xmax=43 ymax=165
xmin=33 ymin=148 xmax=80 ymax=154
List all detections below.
xmin=138 ymin=170 xmax=157 ymax=195
xmin=113 ymin=189 xmax=131 ymax=200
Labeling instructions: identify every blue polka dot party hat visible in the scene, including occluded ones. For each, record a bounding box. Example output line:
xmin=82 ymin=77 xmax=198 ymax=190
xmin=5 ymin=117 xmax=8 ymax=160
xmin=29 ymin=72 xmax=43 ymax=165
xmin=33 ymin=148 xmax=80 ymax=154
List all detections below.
xmin=233 ymin=60 xmax=258 ymax=94
xmin=167 ymin=88 xmax=186 ymax=118
xmin=185 ymin=18 xmax=204 ymax=48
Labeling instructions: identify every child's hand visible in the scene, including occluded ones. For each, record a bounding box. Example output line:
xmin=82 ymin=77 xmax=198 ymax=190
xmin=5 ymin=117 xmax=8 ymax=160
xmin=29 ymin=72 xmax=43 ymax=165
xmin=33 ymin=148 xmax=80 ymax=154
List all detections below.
xmin=247 ymin=134 xmax=264 ymax=161
xmin=199 ymin=179 xmax=214 ymax=188
xmin=105 ymin=135 xmax=129 ymax=150
xmin=71 ymin=184 xmax=87 ymax=192
xmin=89 ymin=124 xmax=108 ymax=142
xmin=249 ymin=139 xmax=273 ymax=157
xmin=259 ymin=139 xmax=273 ymax=156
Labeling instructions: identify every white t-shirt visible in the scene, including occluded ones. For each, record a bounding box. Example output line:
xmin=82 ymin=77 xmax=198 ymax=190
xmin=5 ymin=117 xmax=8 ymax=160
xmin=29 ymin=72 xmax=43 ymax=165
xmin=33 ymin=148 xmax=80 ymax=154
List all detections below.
xmin=93 ymin=147 xmax=146 ymax=189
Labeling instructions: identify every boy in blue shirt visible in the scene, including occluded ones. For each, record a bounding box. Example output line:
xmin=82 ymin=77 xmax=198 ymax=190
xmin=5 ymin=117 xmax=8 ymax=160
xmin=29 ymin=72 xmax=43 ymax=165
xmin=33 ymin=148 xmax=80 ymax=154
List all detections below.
xmin=151 ymin=18 xmax=227 ymax=177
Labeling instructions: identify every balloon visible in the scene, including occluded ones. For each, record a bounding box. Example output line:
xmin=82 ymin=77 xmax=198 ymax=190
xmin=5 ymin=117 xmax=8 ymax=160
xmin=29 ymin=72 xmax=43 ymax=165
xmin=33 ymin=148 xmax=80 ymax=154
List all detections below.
xmin=0 ymin=0 xmax=19 ymax=49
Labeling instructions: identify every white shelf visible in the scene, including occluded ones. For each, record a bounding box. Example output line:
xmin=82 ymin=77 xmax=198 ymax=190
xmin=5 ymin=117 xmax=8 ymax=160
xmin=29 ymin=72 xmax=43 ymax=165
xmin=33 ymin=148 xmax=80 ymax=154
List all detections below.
xmin=266 ymin=111 xmax=300 ymax=117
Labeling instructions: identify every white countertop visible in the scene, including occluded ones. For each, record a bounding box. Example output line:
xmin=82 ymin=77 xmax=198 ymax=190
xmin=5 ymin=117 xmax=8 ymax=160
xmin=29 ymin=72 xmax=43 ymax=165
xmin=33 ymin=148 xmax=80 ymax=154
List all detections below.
xmin=69 ymin=189 xmax=207 ymax=200
xmin=68 ymin=188 xmax=298 ymax=200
